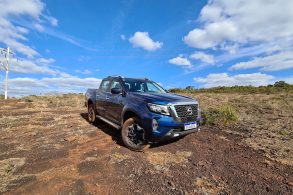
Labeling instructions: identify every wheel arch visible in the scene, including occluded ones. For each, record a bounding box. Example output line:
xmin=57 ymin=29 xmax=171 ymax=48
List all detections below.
xmin=122 ymin=110 xmax=139 ymax=123
xmin=88 ymin=99 xmax=93 ymax=105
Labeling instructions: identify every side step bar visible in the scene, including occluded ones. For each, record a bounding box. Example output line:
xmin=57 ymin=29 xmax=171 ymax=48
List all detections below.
xmin=96 ymin=115 xmax=121 ymax=129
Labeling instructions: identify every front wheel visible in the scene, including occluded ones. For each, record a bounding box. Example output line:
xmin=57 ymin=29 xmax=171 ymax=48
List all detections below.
xmin=88 ymin=104 xmax=96 ymax=123
xmin=121 ymin=117 xmax=150 ymax=151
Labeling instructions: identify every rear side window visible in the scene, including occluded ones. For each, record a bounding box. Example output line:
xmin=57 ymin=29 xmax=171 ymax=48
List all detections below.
xmin=100 ymin=80 xmax=110 ymax=92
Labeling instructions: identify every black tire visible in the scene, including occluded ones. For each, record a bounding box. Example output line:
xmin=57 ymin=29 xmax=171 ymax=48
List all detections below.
xmin=88 ymin=104 xmax=96 ymax=123
xmin=121 ymin=117 xmax=150 ymax=152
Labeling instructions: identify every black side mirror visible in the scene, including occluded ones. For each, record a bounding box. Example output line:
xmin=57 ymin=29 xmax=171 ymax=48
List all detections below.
xmin=111 ymin=87 xmax=122 ymax=94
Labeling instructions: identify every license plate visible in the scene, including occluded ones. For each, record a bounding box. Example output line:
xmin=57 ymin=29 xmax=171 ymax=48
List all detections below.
xmin=184 ymin=122 xmax=197 ymax=130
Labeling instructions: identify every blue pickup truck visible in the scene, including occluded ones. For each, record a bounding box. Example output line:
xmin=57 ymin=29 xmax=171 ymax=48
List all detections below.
xmin=85 ymin=76 xmax=201 ymax=151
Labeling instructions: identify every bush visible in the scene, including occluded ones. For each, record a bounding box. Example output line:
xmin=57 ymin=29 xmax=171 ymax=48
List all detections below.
xmin=202 ymin=105 xmax=238 ymax=126
xmin=168 ymin=82 xmax=293 ymax=94
xmin=274 ymin=81 xmax=289 ymax=88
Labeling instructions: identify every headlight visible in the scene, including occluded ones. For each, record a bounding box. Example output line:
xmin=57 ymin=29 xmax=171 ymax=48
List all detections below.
xmin=147 ymin=103 xmax=170 ymax=116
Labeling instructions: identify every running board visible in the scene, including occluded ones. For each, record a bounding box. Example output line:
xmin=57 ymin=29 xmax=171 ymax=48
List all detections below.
xmin=96 ymin=115 xmax=121 ymax=129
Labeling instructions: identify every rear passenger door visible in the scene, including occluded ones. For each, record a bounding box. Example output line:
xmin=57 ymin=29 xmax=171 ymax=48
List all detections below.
xmin=96 ymin=79 xmax=110 ymax=115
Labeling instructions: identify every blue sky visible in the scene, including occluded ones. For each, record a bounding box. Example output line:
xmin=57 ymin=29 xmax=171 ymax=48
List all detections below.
xmin=0 ymin=0 xmax=293 ymax=96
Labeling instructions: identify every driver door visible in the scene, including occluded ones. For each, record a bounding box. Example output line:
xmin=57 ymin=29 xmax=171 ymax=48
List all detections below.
xmin=107 ymin=79 xmax=124 ymax=124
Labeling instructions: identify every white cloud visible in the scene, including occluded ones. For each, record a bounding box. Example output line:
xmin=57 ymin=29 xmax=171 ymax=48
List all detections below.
xmin=168 ymin=55 xmax=192 ymax=68
xmin=0 ymin=57 xmax=57 ymax=75
xmin=10 ymin=60 xmax=55 ymax=74
xmin=43 ymin=15 xmax=58 ymax=26
xmin=282 ymin=77 xmax=293 ymax=84
xmin=183 ymin=0 xmax=293 ymax=72
xmin=0 ymin=19 xmax=38 ymax=57
xmin=1 ymin=76 xmax=102 ymax=97
xmin=0 ymin=0 xmax=101 ymax=97
xmin=129 ymin=32 xmax=163 ymax=51
xmin=184 ymin=21 xmax=238 ymax=49
xmin=42 ymin=77 xmax=101 ymax=89
xmin=33 ymin=23 xmax=45 ymax=32
xmin=121 ymin=34 xmax=126 ymax=40
xmin=75 ymin=69 xmax=92 ymax=75
xmin=0 ymin=0 xmax=44 ymax=19
xmin=0 ymin=0 xmax=58 ymax=58
xmin=184 ymin=0 xmax=293 ymax=49
xmin=0 ymin=0 xmax=72 ymax=77
xmin=230 ymin=51 xmax=293 ymax=71
xmin=194 ymin=73 xmax=274 ymax=88
xmin=190 ymin=52 xmax=215 ymax=64
xmin=35 ymin=58 xmax=55 ymax=64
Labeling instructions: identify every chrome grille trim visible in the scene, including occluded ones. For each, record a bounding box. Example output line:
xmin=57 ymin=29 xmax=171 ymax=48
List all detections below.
xmin=168 ymin=103 xmax=199 ymax=123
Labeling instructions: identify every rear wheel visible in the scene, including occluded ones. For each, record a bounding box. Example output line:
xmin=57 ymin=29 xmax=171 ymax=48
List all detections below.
xmin=88 ymin=104 xmax=96 ymax=123
xmin=121 ymin=117 xmax=150 ymax=151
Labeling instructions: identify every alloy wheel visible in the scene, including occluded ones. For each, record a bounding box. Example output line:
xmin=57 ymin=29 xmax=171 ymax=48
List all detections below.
xmin=126 ymin=123 xmax=145 ymax=146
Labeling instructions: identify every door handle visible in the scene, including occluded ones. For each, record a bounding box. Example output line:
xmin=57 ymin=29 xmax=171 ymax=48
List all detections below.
xmin=106 ymin=97 xmax=110 ymax=100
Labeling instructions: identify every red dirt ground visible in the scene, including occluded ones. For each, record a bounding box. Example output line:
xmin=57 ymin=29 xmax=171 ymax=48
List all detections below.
xmin=0 ymin=95 xmax=292 ymax=194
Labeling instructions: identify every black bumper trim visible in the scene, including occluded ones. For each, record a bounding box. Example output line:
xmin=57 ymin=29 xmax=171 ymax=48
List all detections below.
xmin=149 ymin=127 xmax=200 ymax=143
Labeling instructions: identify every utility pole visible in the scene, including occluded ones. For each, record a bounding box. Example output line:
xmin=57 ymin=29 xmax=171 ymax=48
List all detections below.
xmin=0 ymin=47 xmax=14 ymax=99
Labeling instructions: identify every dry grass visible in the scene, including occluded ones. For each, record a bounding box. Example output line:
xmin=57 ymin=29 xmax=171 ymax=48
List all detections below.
xmin=109 ymin=153 xmax=133 ymax=164
xmin=194 ymin=177 xmax=227 ymax=195
xmin=0 ymin=158 xmax=27 ymax=193
xmin=146 ymin=151 xmax=192 ymax=171
xmin=188 ymin=92 xmax=293 ymax=165
xmin=0 ymin=92 xmax=292 ymax=194
xmin=202 ymin=105 xmax=238 ymax=125
xmin=1 ymin=92 xmax=292 ymax=166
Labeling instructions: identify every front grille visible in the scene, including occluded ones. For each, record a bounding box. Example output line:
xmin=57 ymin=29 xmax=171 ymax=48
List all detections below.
xmin=174 ymin=104 xmax=198 ymax=122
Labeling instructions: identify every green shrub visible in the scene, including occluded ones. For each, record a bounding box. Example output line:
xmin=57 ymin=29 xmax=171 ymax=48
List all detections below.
xmin=273 ymin=81 xmax=290 ymax=88
xmin=168 ymin=82 xmax=293 ymax=94
xmin=21 ymin=95 xmax=38 ymax=102
xmin=202 ymin=105 xmax=238 ymax=126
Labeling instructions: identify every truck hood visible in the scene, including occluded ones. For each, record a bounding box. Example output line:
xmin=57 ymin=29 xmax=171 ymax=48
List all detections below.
xmin=130 ymin=92 xmax=197 ymax=104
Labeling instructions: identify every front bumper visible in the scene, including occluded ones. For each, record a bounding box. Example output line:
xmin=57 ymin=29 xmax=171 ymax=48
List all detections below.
xmin=141 ymin=112 xmax=201 ymax=143
xmin=149 ymin=128 xmax=200 ymax=143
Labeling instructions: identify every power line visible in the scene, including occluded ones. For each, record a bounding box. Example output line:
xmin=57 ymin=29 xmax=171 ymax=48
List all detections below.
xmin=0 ymin=47 xmax=15 ymax=99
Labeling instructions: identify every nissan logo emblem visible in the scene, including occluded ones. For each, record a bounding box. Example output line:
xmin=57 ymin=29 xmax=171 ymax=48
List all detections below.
xmin=186 ymin=107 xmax=193 ymax=115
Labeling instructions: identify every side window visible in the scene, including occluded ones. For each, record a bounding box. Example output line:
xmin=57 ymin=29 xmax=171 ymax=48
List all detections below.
xmin=124 ymin=83 xmax=131 ymax=91
xmin=132 ymin=82 xmax=144 ymax=92
xmin=146 ymin=82 xmax=158 ymax=93
xmin=110 ymin=80 xmax=122 ymax=89
xmin=100 ymin=80 xmax=110 ymax=92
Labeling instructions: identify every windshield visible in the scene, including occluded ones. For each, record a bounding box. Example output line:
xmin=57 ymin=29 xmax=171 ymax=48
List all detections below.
xmin=122 ymin=79 xmax=166 ymax=94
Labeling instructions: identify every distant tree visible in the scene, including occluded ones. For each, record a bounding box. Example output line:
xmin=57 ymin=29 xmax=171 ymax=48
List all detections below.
xmin=185 ymin=86 xmax=195 ymax=90
xmin=274 ymin=81 xmax=289 ymax=88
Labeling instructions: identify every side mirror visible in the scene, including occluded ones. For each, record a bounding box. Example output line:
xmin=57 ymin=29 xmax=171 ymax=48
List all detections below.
xmin=111 ymin=87 xmax=122 ymax=94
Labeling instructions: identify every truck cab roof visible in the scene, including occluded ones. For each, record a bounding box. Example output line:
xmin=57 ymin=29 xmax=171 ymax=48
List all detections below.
xmin=106 ymin=75 xmax=149 ymax=80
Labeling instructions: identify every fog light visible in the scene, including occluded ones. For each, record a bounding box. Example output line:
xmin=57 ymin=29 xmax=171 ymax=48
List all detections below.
xmin=152 ymin=119 xmax=158 ymax=131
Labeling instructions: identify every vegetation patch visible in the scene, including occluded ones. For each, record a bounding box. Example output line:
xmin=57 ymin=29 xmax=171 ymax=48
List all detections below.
xmin=109 ymin=153 xmax=133 ymax=164
xmin=169 ymin=81 xmax=293 ymax=94
xmin=194 ymin=177 xmax=227 ymax=195
xmin=0 ymin=158 xmax=27 ymax=193
xmin=146 ymin=151 xmax=192 ymax=170
xmin=202 ymin=105 xmax=238 ymax=126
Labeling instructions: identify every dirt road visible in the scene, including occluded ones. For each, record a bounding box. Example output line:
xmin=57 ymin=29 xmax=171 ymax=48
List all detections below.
xmin=0 ymin=95 xmax=292 ymax=194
